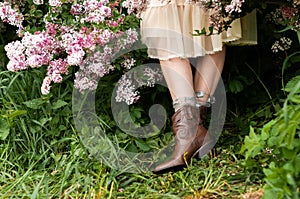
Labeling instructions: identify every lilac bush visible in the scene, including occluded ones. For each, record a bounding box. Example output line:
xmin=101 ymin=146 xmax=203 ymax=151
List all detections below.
xmin=1 ymin=0 xmax=140 ymax=96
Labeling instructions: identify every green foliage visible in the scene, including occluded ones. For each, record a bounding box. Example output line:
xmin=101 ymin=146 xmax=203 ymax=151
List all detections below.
xmin=241 ymin=75 xmax=300 ymax=198
xmin=1 ymin=0 xmax=300 ymax=198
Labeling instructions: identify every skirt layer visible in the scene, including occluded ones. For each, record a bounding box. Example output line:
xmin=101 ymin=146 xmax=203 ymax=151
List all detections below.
xmin=140 ymin=2 xmax=257 ymax=60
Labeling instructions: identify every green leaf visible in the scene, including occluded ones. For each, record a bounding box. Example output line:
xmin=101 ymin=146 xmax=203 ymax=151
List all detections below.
xmin=125 ymin=143 xmax=138 ymax=153
xmin=135 ymin=139 xmax=151 ymax=152
xmin=228 ymin=79 xmax=244 ymax=93
xmin=294 ymin=156 xmax=300 ymax=174
xmin=281 ymin=148 xmax=296 ymax=161
xmin=52 ymin=100 xmax=68 ymax=109
xmin=290 ymin=54 xmax=300 ymax=63
xmin=131 ymin=109 xmax=141 ymax=119
xmin=275 ymin=25 xmax=293 ymax=33
xmin=2 ymin=110 xmax=27 ymax=119
xmin=240 ymin=126 xmax=264 ymax=159
xmin=284 ymin=75 xmax=300 ymax=93
xmin=267 ymin=136 xmax=280 ymax=147
xmin=23 ymin=98 xmax=48 ymax=109
xmin=0 ymin=118 xmax=10 ymax=140
xmin=286 ymin=173 xmax=296 ymax=188
xmin=282 ymin=52 xmax=300 ymax=89
xmin=261 ymin=120 xmax=276 ymax=140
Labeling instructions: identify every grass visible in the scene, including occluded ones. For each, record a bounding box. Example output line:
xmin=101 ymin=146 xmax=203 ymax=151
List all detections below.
xmin=0 ymin=66 xmax=265 ymax=198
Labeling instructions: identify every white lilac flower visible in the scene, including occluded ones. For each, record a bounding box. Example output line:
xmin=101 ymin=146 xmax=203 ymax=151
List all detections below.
xmin=33 ymin=0 xmax=44 ymax=5
xmin=49 ymin=0 xmax=62 ymax=7
xmin=41 ymin=76 xmax=52 ymax=95
xmin=225 ymin=0 xmax=244 ymax=14
xmin=74 ymin=72 xmax=98 ymax=93
xmin=122 ymin=0 xmax=148 ymax=17
xmin=121 ymin=58 xmax=136 ymax=69
xmin=144 ymin=67 xmax=163 ymax=87
xmin=115 ymin=75 xmax=140 ymax=105
xmin=271 ymin=37 xmax=292 ymax=53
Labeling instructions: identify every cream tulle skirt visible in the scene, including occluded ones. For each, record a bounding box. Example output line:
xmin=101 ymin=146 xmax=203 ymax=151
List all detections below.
xmin=140 ymin=0 xmax=257 ymax=60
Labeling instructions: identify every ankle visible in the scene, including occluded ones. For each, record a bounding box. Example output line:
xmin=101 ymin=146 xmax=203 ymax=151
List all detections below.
xmin=195 ymin=91 xmax=215 ymax=108
xmin=172 ymin=97 xmax=197 ymax=112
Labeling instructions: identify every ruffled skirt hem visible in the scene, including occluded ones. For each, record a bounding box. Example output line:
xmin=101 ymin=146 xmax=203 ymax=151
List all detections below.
xmin=140 ymin=4 xmax=257 ymax=60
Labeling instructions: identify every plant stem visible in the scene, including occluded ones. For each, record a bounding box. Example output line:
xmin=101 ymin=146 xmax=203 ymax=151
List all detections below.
xmin=245 ymin=62 xmax=275 ymax=109
xmin=297 ymin=30 xmax=300 ymax=45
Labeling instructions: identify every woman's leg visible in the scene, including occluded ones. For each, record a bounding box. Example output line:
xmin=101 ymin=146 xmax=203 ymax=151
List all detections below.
xmin=160 ymin=58 xmax=195 ymax=110
xmin=154 ymin=58 xmax=204 ymax=173
xmin=192 ymin=47 xmax=226 ymax=158
xmin=194 ymin=46 xmax=226 ymax=104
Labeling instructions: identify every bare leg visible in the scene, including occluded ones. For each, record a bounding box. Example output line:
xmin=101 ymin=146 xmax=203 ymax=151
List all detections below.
xmin=194 ymin=46 xmax=226 ymax=104
xmin=160 ymin=57 xmax=195 ymax=100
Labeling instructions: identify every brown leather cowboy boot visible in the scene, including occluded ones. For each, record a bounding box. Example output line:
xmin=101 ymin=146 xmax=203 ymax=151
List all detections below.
xmin=153 ymin=105 xmax=205 ymax=173
xmin=194 ymin=106 xmax=215 ymax=158
xmin=193 ymin=91 xmax=216 ymax=158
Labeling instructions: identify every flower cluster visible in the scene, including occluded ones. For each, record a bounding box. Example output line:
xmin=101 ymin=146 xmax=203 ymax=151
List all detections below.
xmin=121 ymin=57 xmax=136 ymax=69
xmin=225 ymin=0 xmax=244 ymax=14
xmin=196 ymin=0 xmax=246 ymax=34
xmin=266 ymin=2 xmax=300 ymax=32
xmin=271 ymin=37 xmax=292 ymax=53
xmin=74 ymin=28 xmax=139 ymax=93
xmin=2 ymin=1 xmax=140 ymax=95
xmin=122 ymin=0 xmax=148 ymax=17
xmin=49 ymin=0 xmax=63 ymax=7
xmin=0 ymin=2 xmax=24 ymax=34
xmin=115 ymin=75 xmax=141 ymax=105
xmin=115 ymin=66 xmax=163 ymax=105
xmin=77 ymin=0 xmax=112 ymax=24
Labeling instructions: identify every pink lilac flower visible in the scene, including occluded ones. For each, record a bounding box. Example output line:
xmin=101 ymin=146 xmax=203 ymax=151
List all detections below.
xmin=95 ymin=29 xmax=115 ymax=45
xmin=110 ymin=15 xmax=125 ymax=27
xmin=70 ymin=4 xmax=83 ymax=15
xmin=66 ymin=43 xmax=85 ymax=65
xmin=80 ymin=0 xmax=112 ymax=24
xmin=4 ymin=40 xmax=27 ymax=71
xmin=4 ymin=40 xmax=24 ymax=61
xmin=47 ymin=58 xmax=69 ymax=83
xmin=0 ymin=2 xmax=24 ymax=30
xmin=59 ymin=25 xmax=73 ymax=35
xmin=22 ymin=31 xmax=56 ymax=67
xmin=3 ymin=0 xmax=140 ymax=95
xmin=72 ymin=29 xmax=138 ymax=93
xmin=90 ymin=62 xmax=109 ymax=77
xmin=73 ymin=29 xmax=140 ymax=93
xmin=279 ymin=6 xmax=298 ymax=20
xmin=197 ymin=0 xmax=245 ymax=32
xmin=46 ymin=23 xmax=58 ymax=37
